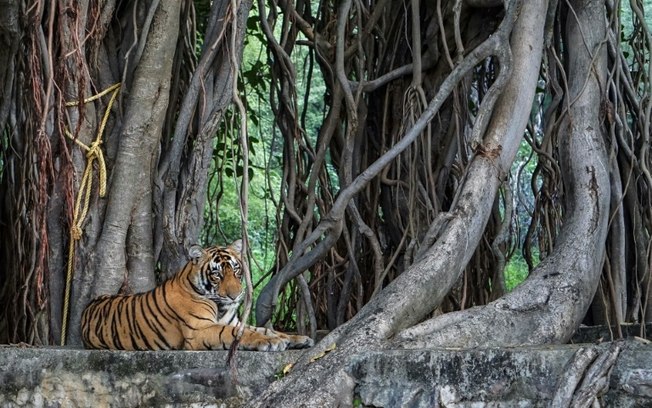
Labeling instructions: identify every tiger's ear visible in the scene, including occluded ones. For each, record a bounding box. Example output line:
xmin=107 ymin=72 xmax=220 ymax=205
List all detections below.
xmin=229 ymin=239 xmax=243 ymax=254
xmin=188 ymin=245 xmax=204 ymax=261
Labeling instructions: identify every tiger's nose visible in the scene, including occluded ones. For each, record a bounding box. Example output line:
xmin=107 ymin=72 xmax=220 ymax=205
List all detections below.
xmin=221 ymin=280 xmax=241 ymax=300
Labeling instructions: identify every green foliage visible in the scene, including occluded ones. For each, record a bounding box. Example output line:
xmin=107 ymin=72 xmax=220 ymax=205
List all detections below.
xmin=201 ymin=2 xmax=328 ymax=294
xmin=200 ymin=4 xmax=281 ymax=300
xmin=504 ymin=255 xmax=529 ymax=291
xmin=505 ymin=249 xmax=541 ymax=291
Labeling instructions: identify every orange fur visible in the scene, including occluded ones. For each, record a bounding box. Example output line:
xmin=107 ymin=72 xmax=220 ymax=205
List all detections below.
xmin=81 ymin=240 xmax=313 ymax=351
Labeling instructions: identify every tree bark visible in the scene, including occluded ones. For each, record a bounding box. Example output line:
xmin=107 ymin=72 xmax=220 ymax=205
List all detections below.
xmin=154 ymin=0 xmax=252 ymax=277
xmin=0 ymin=0 xmax=22 ymax=343
xmin=0 ymin=0 xmax=19 ymax=131
xmin=66 ymin=0 xmax=182 ymax=344
xmin=396 ymin=0 xmax=609 ymax=348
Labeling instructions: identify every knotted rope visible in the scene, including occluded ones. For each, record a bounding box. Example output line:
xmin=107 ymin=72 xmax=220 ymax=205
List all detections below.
xmin=60 ymin=83 xmax=120 ymax=346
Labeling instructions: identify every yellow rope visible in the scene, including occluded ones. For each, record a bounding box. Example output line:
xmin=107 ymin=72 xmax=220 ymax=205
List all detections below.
xmin=60 ymin=83 xmax=120 ymax=346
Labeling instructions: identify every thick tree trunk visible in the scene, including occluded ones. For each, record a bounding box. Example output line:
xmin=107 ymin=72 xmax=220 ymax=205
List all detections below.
xmin=66 ymin=0 xmax=182 ymax=345
xmin=0 ymin=0 xmax=22 ymax=343
xmin=397 ymin=0 xmax=609 ymax=348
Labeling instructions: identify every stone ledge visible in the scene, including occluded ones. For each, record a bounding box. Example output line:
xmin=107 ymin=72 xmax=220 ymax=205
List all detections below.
xmin=0 ymin=347 xmax=300 ymax=407
xmin=0 ymin=342 xmax=650 ymax=407
xmin=351 ymin=343 xmax=652 ymax=407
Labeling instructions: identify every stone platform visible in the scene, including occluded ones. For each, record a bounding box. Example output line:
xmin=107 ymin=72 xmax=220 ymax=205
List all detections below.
xmin=0 ymin=341 xmax=650 ymax=407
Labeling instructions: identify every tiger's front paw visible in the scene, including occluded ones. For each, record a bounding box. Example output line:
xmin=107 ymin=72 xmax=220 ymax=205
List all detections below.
xmin=286 ymin=334 xmax=314 ymax=349
xmin=251 ymin=336 xmax=290 ymax=352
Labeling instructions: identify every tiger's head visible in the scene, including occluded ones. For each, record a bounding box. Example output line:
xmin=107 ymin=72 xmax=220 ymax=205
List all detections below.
xmin=187 ymin=240 xmax=244 ymax=307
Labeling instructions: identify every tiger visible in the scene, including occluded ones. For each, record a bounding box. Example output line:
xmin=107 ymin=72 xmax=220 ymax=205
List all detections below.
xmin=80 ymin=240 xmax=314 ymax=351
